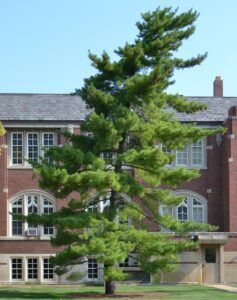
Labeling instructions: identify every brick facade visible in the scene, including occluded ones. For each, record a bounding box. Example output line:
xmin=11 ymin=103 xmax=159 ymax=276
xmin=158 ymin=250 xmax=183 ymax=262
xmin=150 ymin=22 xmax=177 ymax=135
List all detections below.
xmin=1 ymin=84 xmax=237 ymax=284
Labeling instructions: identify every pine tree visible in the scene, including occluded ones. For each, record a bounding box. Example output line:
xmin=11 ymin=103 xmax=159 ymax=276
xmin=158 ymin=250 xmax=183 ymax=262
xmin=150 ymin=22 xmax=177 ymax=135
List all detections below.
xmin=0 ymin=123 xmax=6 ymax=154
xmin=31 ymin=7 xmax=223 ymax=295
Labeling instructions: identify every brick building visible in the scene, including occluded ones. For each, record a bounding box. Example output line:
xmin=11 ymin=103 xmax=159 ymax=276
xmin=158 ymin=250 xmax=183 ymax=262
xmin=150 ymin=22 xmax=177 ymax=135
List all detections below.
xmin=0 ymin=77 xmax=237 ymax=284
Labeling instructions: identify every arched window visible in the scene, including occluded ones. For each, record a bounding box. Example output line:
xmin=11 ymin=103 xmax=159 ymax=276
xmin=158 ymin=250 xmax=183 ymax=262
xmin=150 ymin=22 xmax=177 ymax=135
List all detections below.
xmin=9 ymin=190 xmax=56 ymax=237
xmin=160 ymin=191 xmax=207 ymax=224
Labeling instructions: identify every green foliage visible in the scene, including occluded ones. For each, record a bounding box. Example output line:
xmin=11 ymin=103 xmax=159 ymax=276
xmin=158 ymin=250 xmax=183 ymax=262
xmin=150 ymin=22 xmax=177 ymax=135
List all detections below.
xmin=31 ymin=6 xmax=223 ymax=292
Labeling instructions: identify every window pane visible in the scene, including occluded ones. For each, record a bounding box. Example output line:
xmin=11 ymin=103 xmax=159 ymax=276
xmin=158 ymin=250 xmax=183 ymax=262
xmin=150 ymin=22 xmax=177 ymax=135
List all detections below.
xmin=192 ymin=198 xmax=204 ymax=223
xmin=28 ymin=195 xmax=38 ymax=231
xmin=43 ymin=199 xmax=54 ymax=235
xmin=88 ymin=258 xmax=98 ymax=279
xmin=27 ymin=258 xmax=38 ymax=279
xmin=192 ymin=140 xmax=203 ymax=166
xmin=43 ymin=133 xmax=54 ymax=163
xmin=162 ymin=145 xmax=172 ymax=165
xmin=12 ymin=199 xmax=23 ymax=235
xmin=205 ymin=248 xmax=216 ymax=263
xmin=28 ymin=133 xmax=39 ymax=162
xmin=12 ymin=133 xmax=23 ymax=165
xmin=43 ymin=258 xmax=54 ymax=279
xmin=162 ymin=206 xmax=173 ymax=216
xmin=11 ymin=258 xmax=22 ymax=280
xmin=178 ymin=199 xmax=188 ymax=222
xmin=176 ymin=147 xmax=188 ymax=166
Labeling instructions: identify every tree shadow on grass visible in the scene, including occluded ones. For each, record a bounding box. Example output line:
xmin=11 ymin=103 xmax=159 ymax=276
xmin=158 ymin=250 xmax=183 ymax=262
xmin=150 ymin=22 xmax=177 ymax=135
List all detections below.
xmin=0 ymin=289 xmax=102 ymax=300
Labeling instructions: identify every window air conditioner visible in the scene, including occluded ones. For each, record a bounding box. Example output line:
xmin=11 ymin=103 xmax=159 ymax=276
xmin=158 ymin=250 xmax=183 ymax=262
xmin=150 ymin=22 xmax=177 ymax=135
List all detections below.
xmin=27 ymin=228 xmax=38 ymax=236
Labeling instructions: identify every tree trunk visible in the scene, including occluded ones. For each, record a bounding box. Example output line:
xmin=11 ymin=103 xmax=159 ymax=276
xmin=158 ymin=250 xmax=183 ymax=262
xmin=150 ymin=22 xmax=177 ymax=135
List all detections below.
xmin=105 ymin=280 xmax=116 ymax=295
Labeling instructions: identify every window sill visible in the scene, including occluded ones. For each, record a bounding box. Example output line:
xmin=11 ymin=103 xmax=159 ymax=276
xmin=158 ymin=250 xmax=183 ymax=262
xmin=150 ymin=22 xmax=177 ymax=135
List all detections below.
xmin=8 ymin=166 xmax=33 ymax=170
xmin=5 ymin=236 xmax=54 ymax=240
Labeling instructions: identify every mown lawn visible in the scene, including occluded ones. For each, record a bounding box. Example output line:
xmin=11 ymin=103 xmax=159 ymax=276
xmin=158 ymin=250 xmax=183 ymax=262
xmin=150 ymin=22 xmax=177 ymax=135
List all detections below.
xmin=0 ymin=284 xmax=236 ymax=300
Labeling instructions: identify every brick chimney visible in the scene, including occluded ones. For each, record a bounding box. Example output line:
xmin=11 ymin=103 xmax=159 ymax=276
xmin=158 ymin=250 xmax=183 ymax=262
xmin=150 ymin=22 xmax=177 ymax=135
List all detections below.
xmin=213 ymin=76 xmax=223 ymax=97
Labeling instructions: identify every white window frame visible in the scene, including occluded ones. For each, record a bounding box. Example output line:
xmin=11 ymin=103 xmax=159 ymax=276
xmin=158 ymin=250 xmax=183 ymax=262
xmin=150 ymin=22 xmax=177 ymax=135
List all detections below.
xmin=87 ymin=258 xmax=98 ymax=280
xmin=42 ymin=132 xmax=55 ymax=163
xmin=27 ymin=258 xmax=38 ymax=280
xmin=11 ymin=132 xmax=24 ymax=166
xmin=11 ymin=258 xmax=23 ymax=281
xmin=9 ymin=131 xmax=56 ymax=167
xmin=176 ymin=146 xmax=188 ymax=166
xmin=10 ymin=256 xmax=55 ymax=282
xmin=9 ymin=190 xmax=56 ymax=238
xmin=42 ymin=257 xmax=54 ymax=280
xmin=26 ymin=132 xmax=39 ymax=164
xmin=191 ymin=139 xmax=204 ymax=167
xmin=161 ymin=138 xmax=206 ymax=168
xmin=160 ymin=191 xmax=207 ymax=225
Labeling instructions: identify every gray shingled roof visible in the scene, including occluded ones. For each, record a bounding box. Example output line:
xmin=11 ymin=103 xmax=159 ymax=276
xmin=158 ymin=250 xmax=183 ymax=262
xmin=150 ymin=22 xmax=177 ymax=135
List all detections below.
xmin=0 ymin=94 xmax=89 ymax=121
xmin=174 ymin=97 xmax=237 ymax=122
xmin=0 ymin=94 xmax=237 ymax=123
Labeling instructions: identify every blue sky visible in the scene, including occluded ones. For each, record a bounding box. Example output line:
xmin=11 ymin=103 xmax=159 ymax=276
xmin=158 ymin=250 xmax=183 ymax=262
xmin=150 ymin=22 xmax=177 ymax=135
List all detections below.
xmin=0 ymin=0 xmax=236 ymax=96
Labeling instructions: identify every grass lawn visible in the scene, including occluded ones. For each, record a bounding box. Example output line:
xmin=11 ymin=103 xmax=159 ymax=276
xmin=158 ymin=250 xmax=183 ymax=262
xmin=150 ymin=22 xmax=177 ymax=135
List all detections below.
xmin=0 ymin=284 xmax=236 ymax=300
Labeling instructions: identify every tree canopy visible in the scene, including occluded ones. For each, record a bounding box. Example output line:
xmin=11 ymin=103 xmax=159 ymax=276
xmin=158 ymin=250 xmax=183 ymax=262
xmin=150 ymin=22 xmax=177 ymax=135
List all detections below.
xmin=31 ymin=7 xmax=222 ymax=295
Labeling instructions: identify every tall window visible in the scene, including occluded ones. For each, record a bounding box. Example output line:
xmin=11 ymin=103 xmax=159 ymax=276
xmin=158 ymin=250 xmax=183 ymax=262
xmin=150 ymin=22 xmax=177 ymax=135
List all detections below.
xmin=27 ymin=258 xmax=38 ymax=279
xmin=12 ymin=199 xmax=23 ymax=235
xmin=176 ymin=147 xmax=188 ymax=166
xmin=191 ymin=140 xmax=203 ymax=166
xmin=87 ymin=258 xmax=98 ymax=279
xmin=161 ymin=192 xmax=207 ymax=225
xmin=9 ymin=132 xmax=55 ymax=167
xmin=43 ymin=258 xmax=54 ymax=279
xmin=12 ymin=133 xmax=23 ymax=165
xmin=11 ymin=257 xmax=54 ymax=282
xmin=27 ymin=133 xmax=39 ymax=162
xmin=10 ymin=191 xmax=55 ymax=237
xmin=11 ymin=258 xmax=22 ymax=280
xmin=43 ymin=133 xmax=54 ymax=163
xmin=161 ymin=139 xmax=205 ymax=168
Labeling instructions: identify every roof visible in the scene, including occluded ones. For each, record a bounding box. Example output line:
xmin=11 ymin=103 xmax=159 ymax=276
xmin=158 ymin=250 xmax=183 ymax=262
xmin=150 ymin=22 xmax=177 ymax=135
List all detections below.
xmin=175 ymin=97 xmax=237 ymax=122
xmin=0 ymin=93 xmax=89 ymax=121
xmin=0 ymin=94 xmax=237 ymax=123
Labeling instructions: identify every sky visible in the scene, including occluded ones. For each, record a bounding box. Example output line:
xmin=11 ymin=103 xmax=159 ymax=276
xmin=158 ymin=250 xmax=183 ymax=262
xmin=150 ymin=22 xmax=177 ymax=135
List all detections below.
xmin=0 ymin=0 xmax=236 ymax=96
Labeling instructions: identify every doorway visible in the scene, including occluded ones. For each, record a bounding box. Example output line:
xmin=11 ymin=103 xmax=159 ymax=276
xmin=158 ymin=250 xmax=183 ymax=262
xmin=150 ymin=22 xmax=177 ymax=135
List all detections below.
xmin=201 ymin=245 xmax=220 ymax=284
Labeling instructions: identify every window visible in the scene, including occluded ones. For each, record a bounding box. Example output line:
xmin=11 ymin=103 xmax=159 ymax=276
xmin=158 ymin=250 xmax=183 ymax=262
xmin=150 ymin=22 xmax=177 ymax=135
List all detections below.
xmin=11 ymin=258 xmax=22 ymax=280
xmin=43 ymin=200 xmax=54 ymax=235
xmin=10 ymin=191 xmax=55 ymax=237
xmin=191 ymin=140 xmax=203 ymax=166
xmin=43 ymin=258 xmax=54 ymax=279
xmin=11 ymin=257 xmax=54 ymax=282
xmin=9 ymin=132 xmax=55 ymax=167
xmin=100 ymin=152 xmax=115 ymax=163
xmin=119 ymin=257 xmax=129 ymax=267
xmin=160 ymin=192 xmax=207 ymax=225
xmin=205 ymin=248 xmax=216 ymax=263
xmin=11 ymin=133 xmax=23 ymax=165
xmin=176 ymin=147 xmax=188 ymax=166
xmin=27 ymin=258 xmax=38 ymax=279
xmin=161 ymin=139 xmax=205 ymax=168
xmin=42 ymin=133 xmax=54 ymax=163
xmin=88 ymin=258 xmax=98 ymax=279
xmin=27 ymin=133 xmax=39 ymax=162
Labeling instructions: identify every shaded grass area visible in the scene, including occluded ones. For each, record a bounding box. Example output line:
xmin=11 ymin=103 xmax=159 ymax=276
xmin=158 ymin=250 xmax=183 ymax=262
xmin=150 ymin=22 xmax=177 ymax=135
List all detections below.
xmin=0 ymin=284 xmax=236 ymax=300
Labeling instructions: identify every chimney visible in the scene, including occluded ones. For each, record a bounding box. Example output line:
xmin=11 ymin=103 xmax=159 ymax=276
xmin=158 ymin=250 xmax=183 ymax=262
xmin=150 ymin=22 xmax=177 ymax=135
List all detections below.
xmin=213 ymin=76 xmax=223 ymax=97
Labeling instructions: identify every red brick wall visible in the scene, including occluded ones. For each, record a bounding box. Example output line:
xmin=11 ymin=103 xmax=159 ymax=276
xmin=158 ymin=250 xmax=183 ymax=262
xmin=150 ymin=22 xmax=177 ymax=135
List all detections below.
xmin=176 ymin=135 xmax=224 ymax=230
xmin=0 ymin=134 xmax=8 ymax=235
xmin=223 ymin=108 xmax=237 ymax=231
xmin=0 ymin=240 xmax=57 ymax=254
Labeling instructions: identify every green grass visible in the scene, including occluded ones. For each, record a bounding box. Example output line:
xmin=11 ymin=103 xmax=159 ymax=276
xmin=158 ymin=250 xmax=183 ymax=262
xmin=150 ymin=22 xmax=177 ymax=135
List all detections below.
xmin=0 ymin=284 xmax=235 ymax=300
